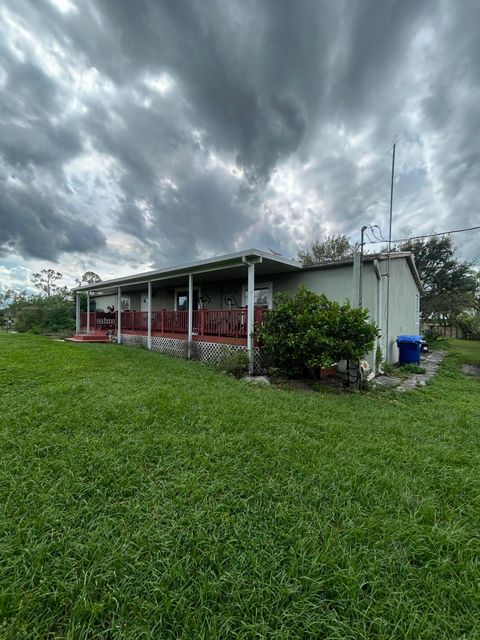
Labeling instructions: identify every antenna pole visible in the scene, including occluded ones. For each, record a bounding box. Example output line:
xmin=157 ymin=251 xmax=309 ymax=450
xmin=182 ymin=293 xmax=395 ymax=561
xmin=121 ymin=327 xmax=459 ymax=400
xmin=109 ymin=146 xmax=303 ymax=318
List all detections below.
xmin=359 ymin=225 xmax=367 ymax=308
xmin=385 ymin=140 xmax=396 ymax=360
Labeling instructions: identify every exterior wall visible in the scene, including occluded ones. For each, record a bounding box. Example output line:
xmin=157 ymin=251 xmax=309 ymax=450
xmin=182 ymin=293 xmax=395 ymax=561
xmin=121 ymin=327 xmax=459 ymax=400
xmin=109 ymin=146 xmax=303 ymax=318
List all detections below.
xmin=378 ymin=258 xmax=421 ymax=363
xmin=272 ymin=264 xmax=379 ymax=369
xmin=272 ymin=264 xmax=377 ymax=318
xmin=152 ymin=289 xmax=174 ymax=311
xmin=92 ymin=294 xmax=116 ymax=311
xmin=91 ymin=292 xmax=142 ymax=311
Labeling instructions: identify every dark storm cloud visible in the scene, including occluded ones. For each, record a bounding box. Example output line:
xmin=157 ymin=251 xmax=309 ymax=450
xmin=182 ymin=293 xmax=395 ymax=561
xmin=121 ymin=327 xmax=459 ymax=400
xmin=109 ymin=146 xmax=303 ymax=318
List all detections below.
xmin=0 ymin=21 xmax=105 ymax=261
xmin=0 ymin=0 xmax=479 ymax=272
xmin=0 ymin=167 xmax=106 ymax=260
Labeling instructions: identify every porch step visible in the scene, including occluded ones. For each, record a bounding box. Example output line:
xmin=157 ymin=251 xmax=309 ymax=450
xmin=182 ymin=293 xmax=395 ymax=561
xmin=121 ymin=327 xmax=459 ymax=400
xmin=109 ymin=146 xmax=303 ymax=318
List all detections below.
xmin=67 ymin=332 xmax=110 ymax=343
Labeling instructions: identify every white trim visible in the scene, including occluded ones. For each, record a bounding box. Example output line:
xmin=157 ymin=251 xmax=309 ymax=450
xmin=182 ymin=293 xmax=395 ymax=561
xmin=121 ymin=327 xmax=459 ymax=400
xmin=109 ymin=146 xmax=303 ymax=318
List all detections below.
xmin=187 ymin=274 xmax=193 ymax=358
xmin=75 ymin=293 xmax=80 ymax=333
xmin=241 ymin=281 xmax=273 ymax=309
xmin=86 ymin=292 xmax=90 ymax=333
xmin=74 ymin=249 xmax=301 ymax=292
xmin=174 ymin=286 xmax=201 ymax=311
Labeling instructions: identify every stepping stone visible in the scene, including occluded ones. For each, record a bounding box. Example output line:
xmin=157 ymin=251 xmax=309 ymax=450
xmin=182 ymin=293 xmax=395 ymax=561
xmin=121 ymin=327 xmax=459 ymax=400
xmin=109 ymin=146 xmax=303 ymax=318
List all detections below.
xmin=462 ymin=364 xmax=480 ymax=377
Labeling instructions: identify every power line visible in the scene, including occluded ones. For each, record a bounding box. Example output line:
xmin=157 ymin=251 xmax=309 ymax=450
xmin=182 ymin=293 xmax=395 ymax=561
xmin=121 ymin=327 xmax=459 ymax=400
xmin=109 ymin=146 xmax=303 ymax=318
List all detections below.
xmin=365 ymin=224 xmax=480 ymax=246
xmin=369 ymin=226 xmax=389 ymax=244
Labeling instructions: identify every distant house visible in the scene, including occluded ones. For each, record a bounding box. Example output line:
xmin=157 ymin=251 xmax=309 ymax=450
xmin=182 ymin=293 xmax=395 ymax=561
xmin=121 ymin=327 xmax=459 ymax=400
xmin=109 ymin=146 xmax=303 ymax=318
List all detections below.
xmin=73 ymin=249 xmax=422 ymax=372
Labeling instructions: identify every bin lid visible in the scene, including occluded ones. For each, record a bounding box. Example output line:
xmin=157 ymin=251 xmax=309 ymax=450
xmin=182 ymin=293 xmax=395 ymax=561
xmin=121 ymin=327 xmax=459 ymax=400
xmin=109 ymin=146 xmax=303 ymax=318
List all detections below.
xmin=396 ymin=334 xmax=422 ymax=344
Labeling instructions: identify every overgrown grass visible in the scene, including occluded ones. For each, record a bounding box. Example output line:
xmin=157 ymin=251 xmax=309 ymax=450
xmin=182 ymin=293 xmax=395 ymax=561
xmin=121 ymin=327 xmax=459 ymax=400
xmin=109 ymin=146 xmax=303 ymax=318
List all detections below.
xmin=1 ymin=335 xmax=479 ymax=639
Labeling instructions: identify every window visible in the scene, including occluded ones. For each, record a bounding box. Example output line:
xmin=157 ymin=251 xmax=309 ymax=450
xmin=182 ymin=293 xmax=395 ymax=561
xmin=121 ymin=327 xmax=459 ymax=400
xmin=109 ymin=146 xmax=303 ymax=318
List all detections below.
xmin=242 ymin=282 xmax=273 ymax=309
xmin=174 ymin=288 xmax=201 ymax=311
xmin=121 ymin=297 xmax=130 ymax=311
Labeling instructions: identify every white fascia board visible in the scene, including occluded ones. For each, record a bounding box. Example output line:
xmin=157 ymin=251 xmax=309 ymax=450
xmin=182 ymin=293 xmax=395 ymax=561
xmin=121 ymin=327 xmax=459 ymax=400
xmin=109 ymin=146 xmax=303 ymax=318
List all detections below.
xmin=75 ymin=248 xmax=301 ymax=292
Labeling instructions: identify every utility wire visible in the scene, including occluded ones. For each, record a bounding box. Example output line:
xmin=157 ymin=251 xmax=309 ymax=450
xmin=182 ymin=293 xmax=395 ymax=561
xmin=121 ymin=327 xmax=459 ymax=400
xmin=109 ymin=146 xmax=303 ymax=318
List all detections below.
xmin=370 ymin=226 xmax=389 ymax=244
xmin=365 ymin=224 xmax=480 ymax=246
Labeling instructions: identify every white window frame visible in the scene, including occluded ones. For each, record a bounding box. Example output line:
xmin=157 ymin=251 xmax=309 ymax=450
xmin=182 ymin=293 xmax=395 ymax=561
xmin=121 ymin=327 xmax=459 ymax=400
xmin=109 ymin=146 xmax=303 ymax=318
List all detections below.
xmin=241 ymin=281 xmax=273 ymax=309
xmin=174 ymin=286 xmax=202 ymax=311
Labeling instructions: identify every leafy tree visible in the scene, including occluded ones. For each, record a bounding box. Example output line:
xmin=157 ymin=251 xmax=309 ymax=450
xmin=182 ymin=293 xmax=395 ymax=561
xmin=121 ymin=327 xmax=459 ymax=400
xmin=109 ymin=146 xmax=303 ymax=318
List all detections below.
xmin=0 ymin=289 xmax=28 ymax=329
xmin=74 ymin=272 xmax=102 ymax=311
xmin=1 ymin=291 xmax=75 ymax=334
xmin=31 ymin=269 xmax=64 ymax=297
xmin=457 ymin=310 xmax=480 ymax=339
xmin=399 ymin=236 xmax=478 ymax=324
xmin=256 ymin=285 xmax=378 ymax=376
xmin=77 ymin=271 xmax=102 ymax=286
xmin=298 ymin=234 xmax=358 ymax=265
xmin=0 ymin=288 xmax=27 ymax=309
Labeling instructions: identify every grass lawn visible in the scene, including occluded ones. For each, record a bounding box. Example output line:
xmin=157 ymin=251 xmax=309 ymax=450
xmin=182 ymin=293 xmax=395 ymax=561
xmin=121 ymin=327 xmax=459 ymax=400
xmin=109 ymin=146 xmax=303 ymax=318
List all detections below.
xmin=1 ymin=335 xmax=479 ymax=639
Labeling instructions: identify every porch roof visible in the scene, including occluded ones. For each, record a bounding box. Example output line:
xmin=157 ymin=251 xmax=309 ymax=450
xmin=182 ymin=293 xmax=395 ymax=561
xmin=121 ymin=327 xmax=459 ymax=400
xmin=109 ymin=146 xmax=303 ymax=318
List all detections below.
xmin=75 ymin=248 xmax=302 ymax=294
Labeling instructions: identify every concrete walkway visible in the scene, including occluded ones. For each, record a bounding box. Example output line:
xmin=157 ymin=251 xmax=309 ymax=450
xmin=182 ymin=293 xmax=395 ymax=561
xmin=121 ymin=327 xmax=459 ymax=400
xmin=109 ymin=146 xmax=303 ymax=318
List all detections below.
xmin=397 ymin=350 xmax=447 ymax=391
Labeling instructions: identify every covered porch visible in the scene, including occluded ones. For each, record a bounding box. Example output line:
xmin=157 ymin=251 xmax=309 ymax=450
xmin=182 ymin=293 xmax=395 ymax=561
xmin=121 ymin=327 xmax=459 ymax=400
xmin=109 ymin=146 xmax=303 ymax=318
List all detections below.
xmin=74 ymin=249 xmax=301 ymax=372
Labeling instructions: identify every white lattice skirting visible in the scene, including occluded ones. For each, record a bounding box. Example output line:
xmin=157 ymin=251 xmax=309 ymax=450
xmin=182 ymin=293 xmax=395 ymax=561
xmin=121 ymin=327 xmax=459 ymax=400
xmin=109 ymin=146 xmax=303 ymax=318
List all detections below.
xmin=120 ymin=334 xmax=270 ymax=373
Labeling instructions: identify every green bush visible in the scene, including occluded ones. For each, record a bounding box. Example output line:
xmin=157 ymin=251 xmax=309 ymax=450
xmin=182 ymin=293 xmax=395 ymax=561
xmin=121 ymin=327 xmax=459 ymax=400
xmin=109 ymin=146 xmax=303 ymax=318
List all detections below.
xmin=256 ymin=285 xmax=378 ymax=377
xmin=11 ymin=295 xmax=75 ymax=335
xmin=216 ymin=349 xmax=250 ymax=378
xmin=423 ymin=328 xmax=443 ymax=342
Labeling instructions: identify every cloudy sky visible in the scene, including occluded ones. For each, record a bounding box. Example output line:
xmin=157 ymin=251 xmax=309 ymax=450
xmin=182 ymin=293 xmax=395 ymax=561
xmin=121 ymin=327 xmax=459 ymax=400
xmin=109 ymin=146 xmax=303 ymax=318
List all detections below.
xmin=1 ymin=0 xmax=479 ymax=292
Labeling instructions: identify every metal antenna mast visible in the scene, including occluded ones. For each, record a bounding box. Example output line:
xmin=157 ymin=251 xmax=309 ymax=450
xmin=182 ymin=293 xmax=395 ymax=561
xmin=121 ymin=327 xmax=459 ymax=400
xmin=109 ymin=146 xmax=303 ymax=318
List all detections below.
xmin=385 ymin=137 xmax=397 ymax=359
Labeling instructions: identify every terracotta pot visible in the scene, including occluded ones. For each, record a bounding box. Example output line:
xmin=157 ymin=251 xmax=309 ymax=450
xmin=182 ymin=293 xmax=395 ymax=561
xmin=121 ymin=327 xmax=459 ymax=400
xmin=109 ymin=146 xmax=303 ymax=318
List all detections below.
xmin=319 ymin=365 xmax=337 ymax=378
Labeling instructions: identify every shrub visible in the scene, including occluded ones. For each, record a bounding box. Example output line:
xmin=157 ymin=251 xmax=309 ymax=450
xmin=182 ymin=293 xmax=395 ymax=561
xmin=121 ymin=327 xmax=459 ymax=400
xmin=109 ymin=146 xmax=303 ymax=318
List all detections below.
xmin=423 ymin=328 xmax=443 ymax=342
xmin=256 ymin=285 xmax=378 ymax=377
xmin=400 ymin=364 xmax=426 ymax=374
xmin=10 ymin=295 xmax=75 ymax=335
xmin=216 ymin=349 xmax=250 ymax=378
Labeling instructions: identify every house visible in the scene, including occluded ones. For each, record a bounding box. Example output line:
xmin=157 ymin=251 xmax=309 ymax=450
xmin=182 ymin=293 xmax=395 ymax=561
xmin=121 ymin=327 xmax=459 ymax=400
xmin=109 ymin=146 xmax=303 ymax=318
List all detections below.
xmin=73 ymin=249 xmax=422 ymax=372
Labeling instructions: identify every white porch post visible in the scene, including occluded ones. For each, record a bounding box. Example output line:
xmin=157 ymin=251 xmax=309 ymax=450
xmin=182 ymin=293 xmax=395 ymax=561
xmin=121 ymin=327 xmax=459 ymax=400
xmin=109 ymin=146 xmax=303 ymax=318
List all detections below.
xmin=86 ymin=292 xmax=90 ymax=333
xmin=187 ymin=273 xmax=193 ymax=358
xmin=147 ymin=281 xmax=152 ymax=351
xmin=117 ymin=286 xmax=122 ymax=344
xmin=246 ymin=261 xmax=255 ymax=374
xmin=75 ymin=293 xmax=80 ymax=333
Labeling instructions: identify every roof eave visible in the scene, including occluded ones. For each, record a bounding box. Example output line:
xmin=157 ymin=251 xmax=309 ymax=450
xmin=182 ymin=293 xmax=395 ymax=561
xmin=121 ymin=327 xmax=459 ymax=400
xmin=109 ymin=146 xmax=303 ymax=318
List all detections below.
xmin=74 ymin=248 xmax=302 ymax=292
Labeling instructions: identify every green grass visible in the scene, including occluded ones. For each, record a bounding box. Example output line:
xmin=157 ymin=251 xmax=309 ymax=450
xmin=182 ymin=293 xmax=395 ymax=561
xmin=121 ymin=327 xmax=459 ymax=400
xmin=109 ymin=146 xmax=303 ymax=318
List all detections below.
xmin=1 ymin=335 xmax=479 ymax=639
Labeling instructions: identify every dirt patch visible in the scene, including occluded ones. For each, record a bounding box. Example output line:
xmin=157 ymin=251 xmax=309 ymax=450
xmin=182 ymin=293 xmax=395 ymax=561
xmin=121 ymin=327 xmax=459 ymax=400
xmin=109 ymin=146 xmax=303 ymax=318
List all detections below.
xmin=461 ymin=364 xmax=480 ymax=377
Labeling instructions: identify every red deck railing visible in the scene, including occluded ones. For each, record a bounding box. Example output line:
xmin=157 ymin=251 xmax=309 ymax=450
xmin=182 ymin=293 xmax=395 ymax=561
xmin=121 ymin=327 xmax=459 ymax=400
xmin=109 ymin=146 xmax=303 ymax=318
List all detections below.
xmin=80 ymin=308 xmax=265 ymax=340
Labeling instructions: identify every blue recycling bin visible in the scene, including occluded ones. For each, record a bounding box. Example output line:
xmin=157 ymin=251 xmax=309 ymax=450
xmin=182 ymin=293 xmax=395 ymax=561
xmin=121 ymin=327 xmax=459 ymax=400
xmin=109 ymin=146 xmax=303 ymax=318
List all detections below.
xmin=396 ymin=335 xmax=422 ymax=365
